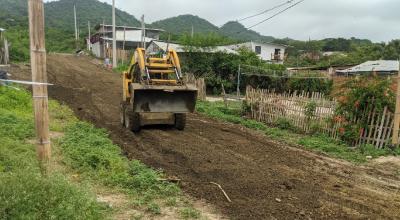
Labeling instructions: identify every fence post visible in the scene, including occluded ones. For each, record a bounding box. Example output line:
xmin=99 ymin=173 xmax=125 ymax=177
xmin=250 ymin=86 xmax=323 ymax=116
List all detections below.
xmin=237 ymin=64 xmax=241 ymax=98
xmin=392 ymin=62 xmax=400 ymax=147
xmin=4 ymin=39 xmax=9 ymax=65
xmin=28 ymin=0 xmax=51 ymax=174
xmin=222 ymin=84 xmax=227 ymax=108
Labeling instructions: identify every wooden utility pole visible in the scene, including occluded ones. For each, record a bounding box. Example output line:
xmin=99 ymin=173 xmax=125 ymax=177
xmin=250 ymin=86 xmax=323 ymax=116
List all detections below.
xmin=112 ymin=0 xmax=117 ymax=67
xmin=141 ymin=15 xmax=146 ymax=48
xmin=122 ymin=26 xmax=126 ymax=65
xmin=392 ymin=60 xmax=400 ymax=147
xmin=28 ymin=0 xmax=51 ymax=173
xmin=102 ymin=19 xmax=106 ymax=58
xmin=191 ymin=24 xmax=194 ymax=38
xmin=237 ymin=64 xmax=241 ymax=98
xmin=74 ymin=4 xmax=78 ymax=50
xmin=87 ymin=21 xmax=91 ymax=51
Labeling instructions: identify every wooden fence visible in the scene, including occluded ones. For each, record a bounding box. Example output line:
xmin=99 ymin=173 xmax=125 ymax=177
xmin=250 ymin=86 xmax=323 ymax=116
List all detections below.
xmin=186 ymin=74 xmax=206 ymax=101
xmin=106 ymin=48 xmax=132 ymax=63
xmin=246 ymin=87 xmax=338 ymax=135
xmin=245 ymin=87 xmax=398 ymax=148
xmin=356 ymin=106 xmax=395 ymax=148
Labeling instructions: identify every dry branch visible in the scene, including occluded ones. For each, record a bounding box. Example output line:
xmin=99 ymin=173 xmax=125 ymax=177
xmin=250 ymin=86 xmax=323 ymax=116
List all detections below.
xmin=210 ymin=182 xmax=232 ymax=203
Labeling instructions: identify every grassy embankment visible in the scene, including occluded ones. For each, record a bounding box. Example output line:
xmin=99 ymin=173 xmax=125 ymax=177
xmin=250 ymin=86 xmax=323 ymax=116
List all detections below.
xmin=0 ymin=86 xmax=201 ymax=220
xmin=196 ymin=101 xmax=400 ymax=163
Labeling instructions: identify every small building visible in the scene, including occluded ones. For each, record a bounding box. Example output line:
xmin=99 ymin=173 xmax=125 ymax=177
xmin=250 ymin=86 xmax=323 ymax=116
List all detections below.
xmin=89 ymin=24 xmax=164 ymax=61
xmin=226 ymin=42 xmax=287 ymax=63
xmin=336 ymin=60 xmax=399 ymax=76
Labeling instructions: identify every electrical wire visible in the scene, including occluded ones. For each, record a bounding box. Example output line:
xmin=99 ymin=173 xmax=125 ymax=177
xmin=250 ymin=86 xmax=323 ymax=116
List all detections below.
xmin=237 ymin=0 xmax=305 ymax=33
xmin=237 ymin=0 xmax=294 ymax=22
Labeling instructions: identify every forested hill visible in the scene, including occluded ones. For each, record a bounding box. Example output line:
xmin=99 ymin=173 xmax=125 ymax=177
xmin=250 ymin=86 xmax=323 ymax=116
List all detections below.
xmin=220 ymin=21 xmax=275 ymax=43
xmin=150 ymin=14 xmax=219 ymax=35
xmin=45 ymin=0 xmax=140 ymax=31
xmin=0 ymin=0 xmax=141 ymax=61
xmin=0 ymin=0 xmax=140 ymax=32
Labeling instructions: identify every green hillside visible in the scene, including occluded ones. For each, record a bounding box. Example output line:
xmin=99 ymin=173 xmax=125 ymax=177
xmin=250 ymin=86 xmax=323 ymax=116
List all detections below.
xmin=45 ymin=0 xmax=140 ymax=31
xmin=0 ymin=0 xmax=140 ymax=31
xmin=0 ymin=0 xmax=141 ymax=61
xmin=220 ymin=21 xmax=275 ymax=43
xmin=151 ymin=14 xmax=219 ymax=35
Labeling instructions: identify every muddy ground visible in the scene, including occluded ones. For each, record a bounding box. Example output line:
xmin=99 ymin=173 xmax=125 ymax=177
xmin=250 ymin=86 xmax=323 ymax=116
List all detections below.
xmin=12 ymin=54 xmax=400 ymax=220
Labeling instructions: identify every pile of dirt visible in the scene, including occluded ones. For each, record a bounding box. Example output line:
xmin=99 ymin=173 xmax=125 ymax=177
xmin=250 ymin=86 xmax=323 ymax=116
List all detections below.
xmin=12 ymin=54 xmax=400 ymax=219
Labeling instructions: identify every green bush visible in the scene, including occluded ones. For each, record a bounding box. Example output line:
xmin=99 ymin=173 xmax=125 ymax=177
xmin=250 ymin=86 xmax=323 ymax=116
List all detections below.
xmin=336 ymin=77 xmax=395 ymax=144
xmin=304 ymin=101 xmax=317 ymax=119
xmin=276 ymin=117 xmax=294 ymax=131
xmin=286 ymin=75 xmax=333 ymax=94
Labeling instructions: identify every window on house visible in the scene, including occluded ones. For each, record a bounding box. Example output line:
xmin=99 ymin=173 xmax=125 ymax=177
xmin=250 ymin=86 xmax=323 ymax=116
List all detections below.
xmin=274 ymin=49 xmax=281 ymax=55
xmin=255 ymin=46 xmax=262 ymax=55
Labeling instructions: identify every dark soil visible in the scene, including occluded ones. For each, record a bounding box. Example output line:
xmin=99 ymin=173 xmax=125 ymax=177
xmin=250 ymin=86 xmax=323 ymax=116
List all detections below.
xmin=12 ymin=54 xmax=400 ymax=220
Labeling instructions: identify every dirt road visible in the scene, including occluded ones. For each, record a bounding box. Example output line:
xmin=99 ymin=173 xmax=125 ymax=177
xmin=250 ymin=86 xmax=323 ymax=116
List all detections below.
xmin=13 ymin=54 xmax=400 ymax=219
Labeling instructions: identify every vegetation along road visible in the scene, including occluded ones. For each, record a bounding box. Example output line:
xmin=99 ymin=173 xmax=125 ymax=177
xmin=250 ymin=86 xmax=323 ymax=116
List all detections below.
xmin=13 ymin=54 xmax=400 ymax=220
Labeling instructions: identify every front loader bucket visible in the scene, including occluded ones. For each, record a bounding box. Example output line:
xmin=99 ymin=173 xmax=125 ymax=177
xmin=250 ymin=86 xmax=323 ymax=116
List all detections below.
xmin=131 ymin=84 xmax=197 ymax=113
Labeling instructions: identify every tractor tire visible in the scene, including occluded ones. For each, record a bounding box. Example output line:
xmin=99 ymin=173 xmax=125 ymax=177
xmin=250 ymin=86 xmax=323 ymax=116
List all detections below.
xmin=175 ymin=113 xmax=186 ymax=130
xmin=124 ymin=107 xmax=141 ymax=132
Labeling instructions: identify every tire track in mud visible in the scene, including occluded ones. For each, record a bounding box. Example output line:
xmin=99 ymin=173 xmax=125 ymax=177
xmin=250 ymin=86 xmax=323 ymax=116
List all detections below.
xmin=12 ymin=54 xmax=400 ymax=220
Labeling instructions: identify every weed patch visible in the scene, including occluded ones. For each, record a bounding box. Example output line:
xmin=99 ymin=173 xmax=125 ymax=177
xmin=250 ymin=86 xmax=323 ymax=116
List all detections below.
xmin=0 ymin=172 xmax=106 ymax=219
xmin=179 ymin=207 xmax=201 ymax=219
xmin=59 ymin=122 xmax=181 ymax=206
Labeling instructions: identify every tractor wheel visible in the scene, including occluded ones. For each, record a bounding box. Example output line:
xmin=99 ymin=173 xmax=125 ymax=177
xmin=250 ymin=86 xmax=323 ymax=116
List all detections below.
xmin=175 ymin=113 xmax=186 ymax=130
xmin=124 ymin=108 xmax=141 ymax=132
xmin=120 ymin=103 xmax=126 ymax=127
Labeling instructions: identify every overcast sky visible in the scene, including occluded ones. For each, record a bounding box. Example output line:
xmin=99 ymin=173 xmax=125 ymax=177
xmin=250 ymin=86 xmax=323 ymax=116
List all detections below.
xmin=45 ymin=0 xmax=400 ymax=42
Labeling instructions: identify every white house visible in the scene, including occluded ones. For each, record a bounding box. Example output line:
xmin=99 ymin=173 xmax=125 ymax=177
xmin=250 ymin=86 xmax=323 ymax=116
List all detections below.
xmin=227 ymin=42 xmax=287 ymax=64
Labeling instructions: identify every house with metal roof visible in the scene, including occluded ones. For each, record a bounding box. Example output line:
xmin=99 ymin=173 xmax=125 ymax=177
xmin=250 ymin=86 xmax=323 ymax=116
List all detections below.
xmin=336 ymin=60 xmax=399 ymax=75
xmin=146 ymin=40 xmax=238 ymax=55
xmin=89 ymin=24 xmax=164 ymax=61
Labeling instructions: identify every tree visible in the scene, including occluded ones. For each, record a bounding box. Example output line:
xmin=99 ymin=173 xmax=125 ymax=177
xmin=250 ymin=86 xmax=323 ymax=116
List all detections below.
xmin=382 ymin=40 xmax=400 ymax=60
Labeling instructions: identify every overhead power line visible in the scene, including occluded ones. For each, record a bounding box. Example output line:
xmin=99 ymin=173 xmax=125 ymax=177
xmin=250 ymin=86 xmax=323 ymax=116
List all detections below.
xmin=245 ymin=0 xmax=305 ymax=30
xmin=237 ymin=0 xmax=295 ymax=22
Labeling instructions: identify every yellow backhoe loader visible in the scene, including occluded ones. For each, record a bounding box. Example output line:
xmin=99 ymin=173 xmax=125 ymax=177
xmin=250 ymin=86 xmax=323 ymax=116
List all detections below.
xmin=120 ymin=48 xmax=197 ymax=132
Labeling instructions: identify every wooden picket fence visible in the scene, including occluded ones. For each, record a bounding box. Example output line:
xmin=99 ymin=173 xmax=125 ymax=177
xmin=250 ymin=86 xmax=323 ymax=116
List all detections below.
xmin=356 ymin=106 xmax=395 ymax=149
xmin=246 ymin=87 xmax=338 ymax=135
xmin=245 ymin=86 xmax=397 ymax=148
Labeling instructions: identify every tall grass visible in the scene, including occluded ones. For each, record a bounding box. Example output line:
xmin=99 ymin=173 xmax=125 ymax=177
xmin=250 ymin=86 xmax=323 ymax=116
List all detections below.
xmin=0 ymin=87 xmax=107 ymax=219
xmin=59 ymin=122 xmax=181 ymax=210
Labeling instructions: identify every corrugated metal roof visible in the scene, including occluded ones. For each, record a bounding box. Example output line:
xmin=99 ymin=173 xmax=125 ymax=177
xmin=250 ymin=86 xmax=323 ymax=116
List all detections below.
xmin=149 ymin=41 xmax=238 ymax=54
xmin=101 ymin=36 xmax=153 ymax=43
xmin=337 ymin=60 xmax=399 ymax=73
xmin=98 ymin=24 xmax=164 ymax=32
xmin=227 ymin=41 xmax=288 ymax=49
xmin=0 ymin=28 xmax=5 ymax=32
